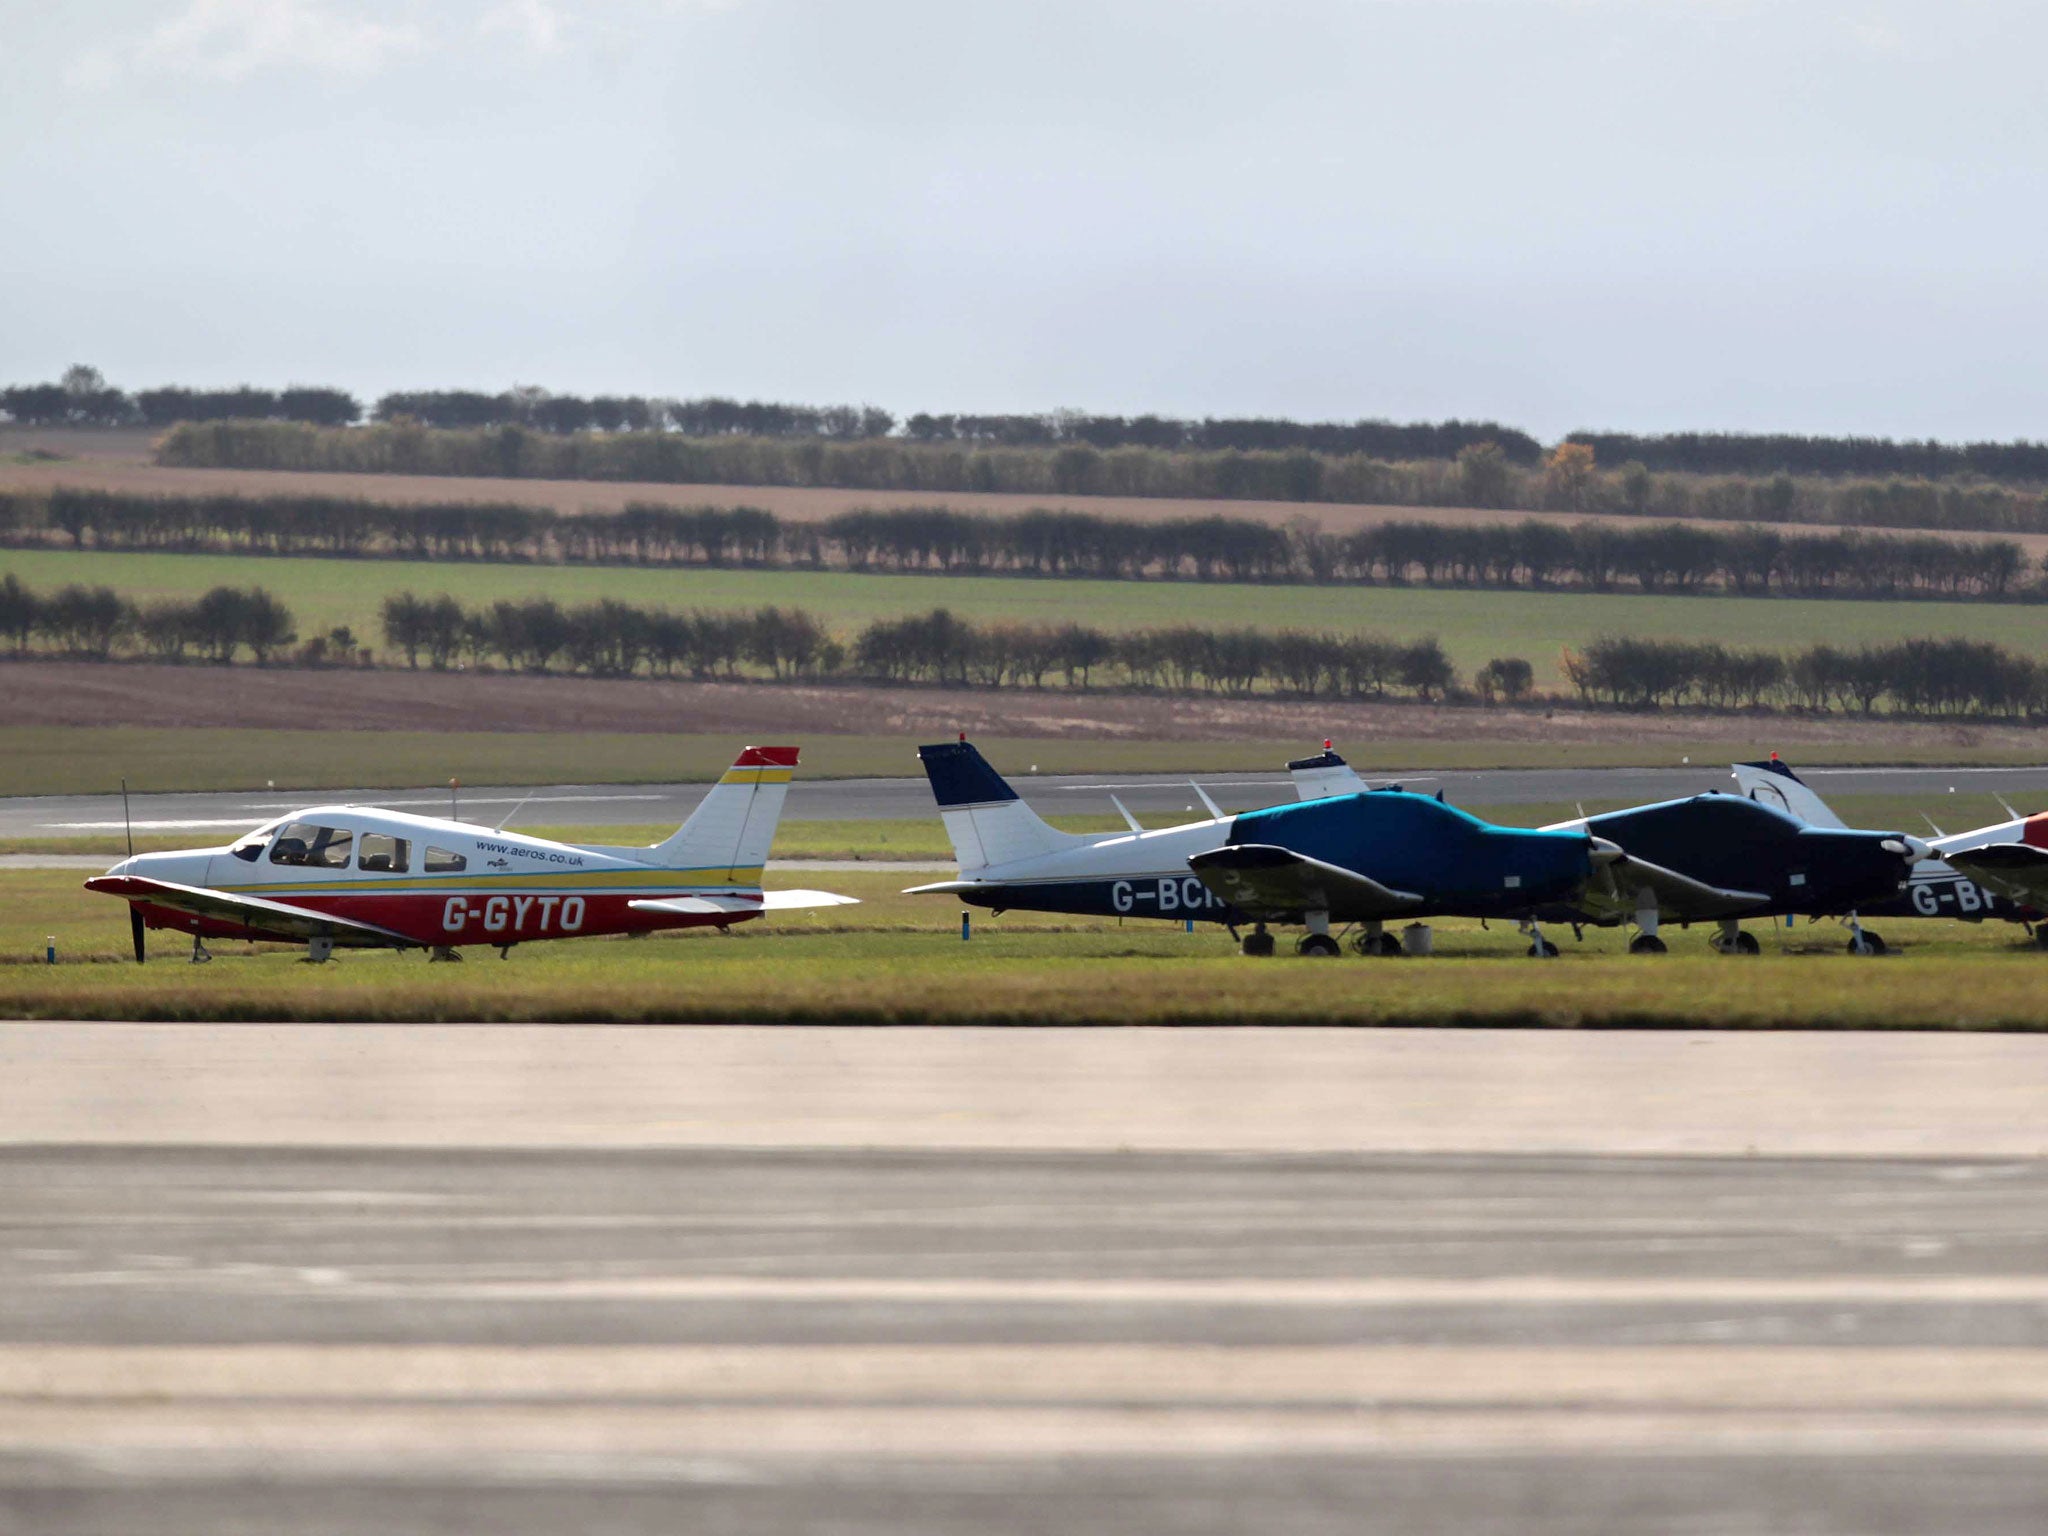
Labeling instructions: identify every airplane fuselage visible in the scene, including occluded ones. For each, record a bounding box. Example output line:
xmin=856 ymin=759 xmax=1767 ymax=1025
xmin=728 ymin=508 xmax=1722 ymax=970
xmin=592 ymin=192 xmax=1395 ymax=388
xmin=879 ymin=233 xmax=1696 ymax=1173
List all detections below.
xmin=105 ymin=804 xmax=769 ymax=949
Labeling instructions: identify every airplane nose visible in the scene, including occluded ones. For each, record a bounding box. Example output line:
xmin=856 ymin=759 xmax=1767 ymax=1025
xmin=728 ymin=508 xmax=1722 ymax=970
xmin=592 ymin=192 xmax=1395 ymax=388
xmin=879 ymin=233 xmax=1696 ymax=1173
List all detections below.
xmin=1882 ymin=836 xmax=1931 ymax=861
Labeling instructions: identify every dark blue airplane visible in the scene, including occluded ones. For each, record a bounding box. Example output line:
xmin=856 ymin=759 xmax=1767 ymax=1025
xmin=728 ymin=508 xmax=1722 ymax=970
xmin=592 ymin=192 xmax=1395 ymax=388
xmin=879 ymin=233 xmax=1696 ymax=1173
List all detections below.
xmin=1543 ymin=794 xmax=1927 ymax=954
xmin=909 ymin=740 xmax=1616 ymax=956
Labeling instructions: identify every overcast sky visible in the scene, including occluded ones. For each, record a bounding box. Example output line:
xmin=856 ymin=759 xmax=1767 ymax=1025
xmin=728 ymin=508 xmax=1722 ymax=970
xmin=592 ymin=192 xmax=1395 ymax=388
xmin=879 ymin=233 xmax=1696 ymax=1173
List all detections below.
xmin=4 ymin=1 xmax=2043 ymax=439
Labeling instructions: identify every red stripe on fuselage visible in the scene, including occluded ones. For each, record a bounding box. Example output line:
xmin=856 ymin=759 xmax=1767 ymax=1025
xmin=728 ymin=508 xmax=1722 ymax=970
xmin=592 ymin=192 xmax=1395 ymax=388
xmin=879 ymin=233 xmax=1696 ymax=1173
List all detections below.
xmin=136 ymin=892 xmax=762 ymax=948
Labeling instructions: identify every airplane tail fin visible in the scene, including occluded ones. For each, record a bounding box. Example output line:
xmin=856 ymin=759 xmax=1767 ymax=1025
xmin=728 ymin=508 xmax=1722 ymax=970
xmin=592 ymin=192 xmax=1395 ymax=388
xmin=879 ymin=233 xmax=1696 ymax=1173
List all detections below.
xmin=918 ymin=741 xmax=1091 ymax=871
xmin=1730 ymin=756 xmax=1846 ymax=829
xmin=1289 ymin=746 xmax=1369 ymax=801
xmin=639 ymin=746 xmax=799 ymax=882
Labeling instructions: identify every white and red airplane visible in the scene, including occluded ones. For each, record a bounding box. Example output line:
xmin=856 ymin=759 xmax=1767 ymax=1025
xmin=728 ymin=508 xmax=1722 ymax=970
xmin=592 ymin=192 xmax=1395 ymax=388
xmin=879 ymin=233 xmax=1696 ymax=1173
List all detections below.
xmin=85 ymin=746 xmax=855 ymax=962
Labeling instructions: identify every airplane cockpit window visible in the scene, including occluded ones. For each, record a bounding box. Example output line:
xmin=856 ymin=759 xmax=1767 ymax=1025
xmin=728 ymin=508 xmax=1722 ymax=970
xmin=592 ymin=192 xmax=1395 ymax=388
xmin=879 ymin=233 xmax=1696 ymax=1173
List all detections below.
xmin=227 ymin=821 xmax=282 ymax=863
xmin=270 ymin=822 xmax=353 ymax=869
xmin=424 ymin=846 xmax=467 ymax=873
xmin=357 ymin=833 xmax=409 ymax=874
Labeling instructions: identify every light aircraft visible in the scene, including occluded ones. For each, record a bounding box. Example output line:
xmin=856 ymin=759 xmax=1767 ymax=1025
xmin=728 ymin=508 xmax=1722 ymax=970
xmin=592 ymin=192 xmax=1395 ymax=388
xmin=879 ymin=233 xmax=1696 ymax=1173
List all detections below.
xmin=1289 ymin=746 xmax=1926 ymax=954
xmin=85 ymin=746 xmax=855 ymax=962
xmin=1732 ymin=755 xmax=2047 ymax=940
xmin=908 ymin=739 xmax=1618 ymax=956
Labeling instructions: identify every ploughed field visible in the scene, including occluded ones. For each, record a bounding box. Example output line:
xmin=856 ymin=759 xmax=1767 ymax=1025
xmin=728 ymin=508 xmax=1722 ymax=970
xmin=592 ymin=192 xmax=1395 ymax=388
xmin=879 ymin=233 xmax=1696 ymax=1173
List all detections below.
xmin=10 ymin=548 xmax=2048 ymax=698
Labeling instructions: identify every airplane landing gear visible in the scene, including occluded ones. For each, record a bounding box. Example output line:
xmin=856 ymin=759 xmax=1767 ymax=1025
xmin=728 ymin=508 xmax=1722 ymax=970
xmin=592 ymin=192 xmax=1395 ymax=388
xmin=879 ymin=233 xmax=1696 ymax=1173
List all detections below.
xmin=428 ymin=946 xmax=463 ymax=963
xmin=1296 ymin=934 xmax=1341 ymax=958
xmin=1845 ymin=913 xmax=1887 ymax=955
xmin=1711 ymin=920 xmax=1760 ymax=956
xmin=1630 ymin=899 xmax=1664 ymax=955
xmin=1521 ymin=918 xmax=1558 ymax=958
xmin=188 ymin=935 xmax=211 ymax=965
xmin=301 ymin=936 xmax=333 ymax=965
xmin=1240 ymin=925 xmax=1275 ymax=957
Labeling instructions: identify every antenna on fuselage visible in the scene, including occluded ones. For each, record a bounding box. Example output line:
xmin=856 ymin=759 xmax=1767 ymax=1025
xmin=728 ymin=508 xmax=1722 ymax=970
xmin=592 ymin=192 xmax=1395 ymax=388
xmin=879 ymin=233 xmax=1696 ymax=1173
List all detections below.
xmin=1996 ymin=793 xmax=2021 ymax=821
xmin=1110 ymin=795 xmax=1144 ymax=833
xmin=1189 ymin=782 xmax=1224 ymax=819
xmin=1923 ymin=813 xmax=1947 ymax=839
xmin=120 ymin=778 xmax=133 ymax=859
xmin=495 ymin=790 xmax=535 ymax=832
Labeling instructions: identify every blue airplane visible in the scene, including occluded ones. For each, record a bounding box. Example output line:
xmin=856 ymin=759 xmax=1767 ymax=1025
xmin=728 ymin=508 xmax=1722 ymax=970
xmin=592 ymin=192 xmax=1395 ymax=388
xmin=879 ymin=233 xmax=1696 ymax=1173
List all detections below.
xmin=1291 ymin=747 xmax=1929 ymax=955
xmin=908 ymin=740 xmax=1619 ymax=956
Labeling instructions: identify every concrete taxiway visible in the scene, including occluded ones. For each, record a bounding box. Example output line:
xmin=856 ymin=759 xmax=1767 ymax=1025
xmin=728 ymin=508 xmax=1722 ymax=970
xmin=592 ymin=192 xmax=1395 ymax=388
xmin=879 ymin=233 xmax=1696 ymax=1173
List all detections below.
xmin=2 ymin=1025 xmax=2047 ymax=1533
xmin=6 ymin=761 xmax=2048 ymax=840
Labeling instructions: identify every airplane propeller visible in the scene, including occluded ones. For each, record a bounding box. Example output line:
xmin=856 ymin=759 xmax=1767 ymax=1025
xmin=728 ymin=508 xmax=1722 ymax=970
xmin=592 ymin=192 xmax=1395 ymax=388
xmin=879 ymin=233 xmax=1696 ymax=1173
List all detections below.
xmin=130 ymin=907 xmax=146 ymax=964
xmin=1882 ymin=836 xmax=1933 ymax=861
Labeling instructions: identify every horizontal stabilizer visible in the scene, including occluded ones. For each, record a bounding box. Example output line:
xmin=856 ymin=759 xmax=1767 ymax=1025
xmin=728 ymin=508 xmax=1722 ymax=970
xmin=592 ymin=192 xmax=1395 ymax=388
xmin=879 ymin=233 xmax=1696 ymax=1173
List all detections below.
xmin=82 ymin=875 xmax=415 ymax=945
xmin=628 ymin=889 xmax=857 ymax=918
xmin=1188 ymin=844 xmax=1422 ymax=922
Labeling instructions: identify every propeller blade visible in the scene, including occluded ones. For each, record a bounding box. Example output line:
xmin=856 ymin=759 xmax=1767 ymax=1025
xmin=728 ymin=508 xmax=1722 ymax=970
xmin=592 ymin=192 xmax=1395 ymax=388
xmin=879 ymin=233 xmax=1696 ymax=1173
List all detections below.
xmin=130 ymin=907 xmax=146 ymax=964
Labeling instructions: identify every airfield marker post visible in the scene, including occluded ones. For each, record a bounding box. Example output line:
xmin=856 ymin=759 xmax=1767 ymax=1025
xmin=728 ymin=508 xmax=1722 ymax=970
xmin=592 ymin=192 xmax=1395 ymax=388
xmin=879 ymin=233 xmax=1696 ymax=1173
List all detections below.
xmin=961 ymin=911 xmax=971 ymax=942
xmin=45 ymin=936 xmax=55 ymax=965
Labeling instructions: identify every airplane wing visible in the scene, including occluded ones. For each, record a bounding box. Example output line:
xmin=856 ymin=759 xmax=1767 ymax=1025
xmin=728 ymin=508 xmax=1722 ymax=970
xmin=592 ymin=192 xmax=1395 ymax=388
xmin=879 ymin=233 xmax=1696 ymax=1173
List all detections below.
xmin=1188 ymin=844 xmax=1423 ymax=921
xmin=1577 ymin=854 xmax=1769 ymax=923
xmin=82 ymin=875 xmax=417 ymax=945
xmin=628 ymin=889 xmax=858 ymax=917
xmin=1936 ymin=845 xmax=2048 ymax=906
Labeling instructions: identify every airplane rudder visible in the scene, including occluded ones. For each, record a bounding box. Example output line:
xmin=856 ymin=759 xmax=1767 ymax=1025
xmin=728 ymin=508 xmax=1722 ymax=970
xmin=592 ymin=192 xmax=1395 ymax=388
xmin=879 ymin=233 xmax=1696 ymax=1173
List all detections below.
xmin=917 ymin=741 xmax=1019 ymax=809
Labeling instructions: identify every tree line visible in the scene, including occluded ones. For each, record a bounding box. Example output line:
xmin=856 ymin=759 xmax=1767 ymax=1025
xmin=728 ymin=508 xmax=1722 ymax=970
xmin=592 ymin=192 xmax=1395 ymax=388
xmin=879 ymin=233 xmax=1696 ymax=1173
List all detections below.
xmin=12 ymin=571 xmax=2048 ymax=720
xmin=154 ymin=421 xmax=2048 ymax=535
xmin=8 ymin=488 xmax=2041 ymax=603
xmin=1564 ymin=430 xmax=2048 ymax=483
xmin=1563 ymin=635 xmax=2046 ymax=719
xmin=1 ymin=367 xmax=359 ymax=429
xmin=379 ymin=594 xmax=1466 ymax=700
xmin=14 ymin=365 xmax=2048 ymax=485
xmin=0 ymin=575 xmax=307 ymax=664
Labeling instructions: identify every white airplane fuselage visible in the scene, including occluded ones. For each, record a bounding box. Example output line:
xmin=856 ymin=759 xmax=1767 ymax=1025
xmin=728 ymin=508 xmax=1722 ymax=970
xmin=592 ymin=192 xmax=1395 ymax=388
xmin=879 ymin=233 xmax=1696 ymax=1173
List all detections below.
xmin=101 ymin=804 xmax=773 ymax=948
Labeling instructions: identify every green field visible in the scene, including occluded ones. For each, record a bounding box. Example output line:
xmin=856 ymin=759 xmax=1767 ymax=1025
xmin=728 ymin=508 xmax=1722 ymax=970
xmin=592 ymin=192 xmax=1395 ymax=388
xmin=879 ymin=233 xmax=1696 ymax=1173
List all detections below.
xmin=7 ymin=867 xmax=2048 ymax=1028
xmin=10 ymin=547 xmax=2048 ymax=691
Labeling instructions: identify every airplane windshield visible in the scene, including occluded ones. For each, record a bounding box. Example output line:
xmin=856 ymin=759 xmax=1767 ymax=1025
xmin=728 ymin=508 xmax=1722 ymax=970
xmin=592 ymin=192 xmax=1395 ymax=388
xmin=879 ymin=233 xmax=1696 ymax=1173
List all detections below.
xmin=227 ymin=819 xmax=285 ymax=863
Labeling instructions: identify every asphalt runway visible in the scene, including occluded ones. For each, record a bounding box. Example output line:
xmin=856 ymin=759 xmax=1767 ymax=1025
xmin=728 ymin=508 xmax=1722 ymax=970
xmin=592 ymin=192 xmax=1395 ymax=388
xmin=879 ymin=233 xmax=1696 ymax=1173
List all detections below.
xmin=3 ymin=1025 xmax=2048 ymax=1533
xmin=9 ymin=761 xmax=2048 ymax=840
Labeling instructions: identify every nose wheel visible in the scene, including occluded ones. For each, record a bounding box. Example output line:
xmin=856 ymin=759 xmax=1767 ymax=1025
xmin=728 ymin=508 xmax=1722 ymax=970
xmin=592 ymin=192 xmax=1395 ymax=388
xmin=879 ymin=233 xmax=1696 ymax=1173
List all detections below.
xmin=1628 ymin=933 xmax=1667 ymax=954
xmin=1295 ymin=934 xmax=1341 ymax=958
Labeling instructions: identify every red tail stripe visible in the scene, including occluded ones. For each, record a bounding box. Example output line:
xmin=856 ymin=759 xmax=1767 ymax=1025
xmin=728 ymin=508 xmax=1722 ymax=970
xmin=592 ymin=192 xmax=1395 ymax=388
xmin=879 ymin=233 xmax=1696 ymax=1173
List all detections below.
xmin=734 ymin=746 xmax=800 ymax=767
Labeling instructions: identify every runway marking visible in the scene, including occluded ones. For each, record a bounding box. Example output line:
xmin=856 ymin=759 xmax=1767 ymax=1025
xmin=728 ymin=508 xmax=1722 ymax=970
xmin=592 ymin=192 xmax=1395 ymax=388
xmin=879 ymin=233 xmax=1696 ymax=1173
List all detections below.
xmin=35 ymin=1274 xmax=2048 ymax=1306
xmin=7 ymin=1402 xmax=2048 ymax=1466
xmin=5 ymin=1345 xmax=2048 ymax=1407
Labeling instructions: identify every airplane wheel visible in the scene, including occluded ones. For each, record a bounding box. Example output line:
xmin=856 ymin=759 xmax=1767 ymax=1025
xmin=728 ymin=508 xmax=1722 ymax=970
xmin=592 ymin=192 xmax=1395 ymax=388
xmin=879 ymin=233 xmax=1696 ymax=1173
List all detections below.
xmin=1848 ymin=932 xmax=1887 ymax=956
xmin=1731 ymin=931 xmax=1761 ymax=956
xmin=1241 ymin=931 xmax=1276 ymax=958
xmin=1526 ymin=938 xmax=1560 ymax=958
xmin=1628 ymin=934 xmax=1667 ymax=955
xmin=1296 ymin=934 xmax=1341 ymax=958
xmin=2034 ymin=927 xmax=2048 ymax=950
xmin=1376 ymin=932 xmax=1404 ymax=957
